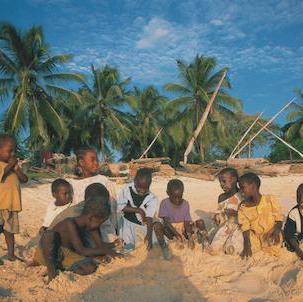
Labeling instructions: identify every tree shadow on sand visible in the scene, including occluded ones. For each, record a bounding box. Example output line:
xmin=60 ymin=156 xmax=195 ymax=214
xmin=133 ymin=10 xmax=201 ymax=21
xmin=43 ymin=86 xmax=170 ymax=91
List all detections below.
xmin=71 ymin=248 xmax=206 ymax=302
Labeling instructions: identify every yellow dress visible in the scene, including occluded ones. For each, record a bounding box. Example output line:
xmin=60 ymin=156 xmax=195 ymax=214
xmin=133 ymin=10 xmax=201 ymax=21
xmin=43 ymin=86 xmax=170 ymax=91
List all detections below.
xmin=238 ymin=195 xmax=283 ymax=256
xmin=0 ymin=161 xmax=21 ymax=211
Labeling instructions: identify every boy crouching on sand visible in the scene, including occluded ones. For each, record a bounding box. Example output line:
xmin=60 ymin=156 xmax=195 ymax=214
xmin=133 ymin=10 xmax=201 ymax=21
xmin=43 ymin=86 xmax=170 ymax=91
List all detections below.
xmin=39 ymin=179 xmax=73 ymax=235
xmin=0 ymin=134 xmax=28 ymax=262
xmin=238 ymin=173 xmax=283 ymax=258
xmin=154 ymin=179 xmax=207 ymax=260
xmin=284 ymin=184 xmax=303 ymax=260
xmin=34 ymin=184 xmax=120 ymax=283
xmin=118 ymin=168 xmax=158 ymax=252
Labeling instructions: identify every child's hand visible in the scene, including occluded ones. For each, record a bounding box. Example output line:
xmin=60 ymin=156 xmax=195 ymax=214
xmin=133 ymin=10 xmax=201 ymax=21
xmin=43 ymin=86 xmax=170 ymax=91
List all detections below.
xmin=137 ymin=208 xmax=146 ymax=223
xmin=240 ymin=245 xmax=252 ymax=259
xmin=8 ymin=157 xmax=18 ymax=167
xmin=264 ymin=227 xmax=281 ymax=246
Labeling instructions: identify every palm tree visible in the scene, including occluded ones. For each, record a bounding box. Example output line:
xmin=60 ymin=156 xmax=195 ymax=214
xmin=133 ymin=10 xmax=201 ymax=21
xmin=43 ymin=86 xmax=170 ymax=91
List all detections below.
xmin=74 ymin=64 xmax=130 ymax=158
xmin=284 ymin=90 xmax=303 ymax=140
xmin=165 ymin=55 xmax=242 ymax=161
xmin=121 ymin=86 xmax=168 ymax=160
xmin=0 ymin=23 xmax=84 ymax=150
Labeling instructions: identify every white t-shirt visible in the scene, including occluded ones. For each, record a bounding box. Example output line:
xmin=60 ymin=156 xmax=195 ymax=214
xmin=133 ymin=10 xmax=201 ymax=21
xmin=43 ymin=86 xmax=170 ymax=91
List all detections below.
xmin=42 ymin=202 xmax=72 ymax=227
xmin=117 ymin=183 xmax=158 ymax=223
xmin=68 ymin=175 xmax=117 ymax=204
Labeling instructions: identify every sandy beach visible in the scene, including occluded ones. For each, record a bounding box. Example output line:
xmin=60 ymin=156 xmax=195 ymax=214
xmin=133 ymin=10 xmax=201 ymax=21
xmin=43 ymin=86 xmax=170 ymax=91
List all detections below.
xmin=1 ymin=175 xmax=303 ymax=302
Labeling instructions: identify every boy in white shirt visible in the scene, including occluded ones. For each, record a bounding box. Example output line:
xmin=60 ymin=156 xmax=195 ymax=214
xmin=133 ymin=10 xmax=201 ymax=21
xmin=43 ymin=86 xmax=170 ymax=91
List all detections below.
xmin=39 ymin=179 xmax=73 ymax=234
xmin=118 ymin=168 xmax=158 ymax=251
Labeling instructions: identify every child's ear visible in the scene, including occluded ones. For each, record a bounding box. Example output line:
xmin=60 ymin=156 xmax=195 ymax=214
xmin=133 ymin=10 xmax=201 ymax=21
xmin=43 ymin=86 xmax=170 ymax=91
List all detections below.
xmin=52 ymin=192 xmax=56 ymax=199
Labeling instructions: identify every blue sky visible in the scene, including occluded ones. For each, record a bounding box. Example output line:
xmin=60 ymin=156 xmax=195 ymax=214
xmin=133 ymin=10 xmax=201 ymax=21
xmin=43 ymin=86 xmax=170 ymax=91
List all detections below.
xmin=1 ymin=0 xmax=303 ymax=127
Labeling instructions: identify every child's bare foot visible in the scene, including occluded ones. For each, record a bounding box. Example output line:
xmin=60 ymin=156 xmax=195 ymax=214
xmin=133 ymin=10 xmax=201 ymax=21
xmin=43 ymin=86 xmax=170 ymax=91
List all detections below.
xmin=7 ymin=255 xmax=25 ymax=262
xmin=188 ymin=237 xmax=195 ymax=250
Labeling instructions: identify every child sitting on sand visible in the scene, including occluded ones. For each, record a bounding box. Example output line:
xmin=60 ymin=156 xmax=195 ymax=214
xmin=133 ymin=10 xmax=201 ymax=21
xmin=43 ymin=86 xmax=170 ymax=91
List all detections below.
xmin=238 ymin=173 xmax=283 ymax=258
xmin=34 ymin=184 xmax=121 ymax=283
xmin=284 ymin=184 xmax=303 ymax=260
xmin=68 ymin=148 xmax=117 ymax=242
xmin=117 ymin=168 xmax=158 ymax=251
xmin=154 ymin=179 xmax=207 ymax=260
xmin=39 ymin=179 xmax=73 ymax=235
xmin=210 ymin=168 xmax=243 ymax=255
xmin=0 ymin=134 xmax=28 ymax=262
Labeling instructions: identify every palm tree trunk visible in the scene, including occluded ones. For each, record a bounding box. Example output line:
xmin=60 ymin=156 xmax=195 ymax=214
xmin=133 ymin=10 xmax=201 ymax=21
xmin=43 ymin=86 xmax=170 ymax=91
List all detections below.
xmin=99 ymin=121 xmax=105 ymax=159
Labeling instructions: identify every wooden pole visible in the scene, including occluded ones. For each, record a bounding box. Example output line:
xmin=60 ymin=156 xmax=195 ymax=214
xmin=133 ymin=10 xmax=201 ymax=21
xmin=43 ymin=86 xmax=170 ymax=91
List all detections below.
xmin=257 ymin=122 xmax=303 ymax=158
xmin=228 ymin=113 xmax=263 ymax=159
xmin=183 ymin=70 xmax=227 ymax=164
xmin=139 ymin=128 xmax=163 ymax=159
xmin=231 ymin=98 xmax=295 ymax=159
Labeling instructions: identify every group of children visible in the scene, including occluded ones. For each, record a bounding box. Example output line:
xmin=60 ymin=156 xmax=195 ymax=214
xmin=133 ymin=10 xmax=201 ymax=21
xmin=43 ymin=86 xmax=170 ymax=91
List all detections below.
xmin=1 ymin=133 xmax=303 ymax=283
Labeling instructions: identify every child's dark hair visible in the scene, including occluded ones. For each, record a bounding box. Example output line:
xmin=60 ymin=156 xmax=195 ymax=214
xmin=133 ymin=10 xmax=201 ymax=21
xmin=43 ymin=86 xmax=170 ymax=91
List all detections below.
xmin=83 ymin=197 xmax=110 ymax=218
xmin=297 ymin=184 xmax=303 ymax=204
xmin=84 ymin=183 xmax=110 ymax=201
xmin=167 ymin=179 xmax=184 ymax=193
xmin=75 ymin=148 xmax=96 ymax=162
xmin=218 ymin=167 xmax=239 ymax=180
xmin=239 ymin=172 xmax=261 ymax=188
xmin=135 ymin=168 xmax=152 ymax=184
xmin=51 ymin=178 xmax=71 ymax=193
xmin=0 ymin=133 xmax=15 ymax=148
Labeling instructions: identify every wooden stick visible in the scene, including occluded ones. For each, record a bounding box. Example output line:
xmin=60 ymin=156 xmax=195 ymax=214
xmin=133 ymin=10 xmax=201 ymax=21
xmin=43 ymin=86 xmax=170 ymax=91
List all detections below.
xmin=139 ymin=128 xmax=163 ymax=159
xmin=184 ymin=71 xmax=227 ymax=164
xmin=228 ymin=113 xmax=263 ymax=159
xmin=232 ymin=98 xmax=295 ymax=158
xmin=257 ymin=122 xmax=303 ymax=158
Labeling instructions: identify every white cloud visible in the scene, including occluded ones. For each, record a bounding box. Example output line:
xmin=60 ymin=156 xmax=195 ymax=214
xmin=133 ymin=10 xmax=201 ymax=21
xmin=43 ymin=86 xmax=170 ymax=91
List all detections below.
xmin=210 ymin=19 xmax=224 ymax=26
xmin=136 ymin=17 xmax=175 ymax=49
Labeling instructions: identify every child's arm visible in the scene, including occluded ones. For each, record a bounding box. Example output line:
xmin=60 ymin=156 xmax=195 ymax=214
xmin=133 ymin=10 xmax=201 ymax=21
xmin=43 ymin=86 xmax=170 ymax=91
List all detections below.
xmin=162 ymin=217 xmax=183 ymax=240
xmin=144 ymin=217 xmax=153 ymax=250
xmin=1 ymin=158 xmax=18 ymax=181
xmin=241 ymin=230 xmax=252 ymax=259
xmin=66 ymin=220 xmax=121 ymax=257
xmin=122 ymin=205 xmax=146 ymax=222
xmin=14 ymin=164 xmax=28 ymax=183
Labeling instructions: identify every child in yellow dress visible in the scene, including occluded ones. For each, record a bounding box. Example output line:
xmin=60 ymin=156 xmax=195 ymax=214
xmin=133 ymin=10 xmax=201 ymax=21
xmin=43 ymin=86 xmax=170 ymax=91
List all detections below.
xmin=0 ymin=134 xmax=28 ymax=262
xmin=238 ymin=173 xmax=283 ymax=258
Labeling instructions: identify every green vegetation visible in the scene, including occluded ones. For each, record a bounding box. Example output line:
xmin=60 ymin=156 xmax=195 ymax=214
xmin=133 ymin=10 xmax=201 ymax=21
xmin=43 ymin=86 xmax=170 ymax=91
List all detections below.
xmin=0 ymin=23 xmax=301 ymax=165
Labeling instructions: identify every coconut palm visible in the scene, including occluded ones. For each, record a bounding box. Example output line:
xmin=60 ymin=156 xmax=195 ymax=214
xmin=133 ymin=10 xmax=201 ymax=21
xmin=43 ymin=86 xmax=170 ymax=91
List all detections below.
xmin=0 ymin=23 xmax=84 ymax=150
xmin=121 ymin=86 xmax=168 ymax=160
xmin=284 ymin=90 xmax=303 ymax=140
xmin=73 ymin=64 xmax=131 ymax=158
xmin=165 ymin=55 xmax=242 ymax=161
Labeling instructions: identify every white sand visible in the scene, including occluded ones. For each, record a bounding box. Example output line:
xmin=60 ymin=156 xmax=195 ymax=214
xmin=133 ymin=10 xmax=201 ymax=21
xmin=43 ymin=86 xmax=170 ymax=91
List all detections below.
xmin=1 ymin=175 xmax=303 ymax=302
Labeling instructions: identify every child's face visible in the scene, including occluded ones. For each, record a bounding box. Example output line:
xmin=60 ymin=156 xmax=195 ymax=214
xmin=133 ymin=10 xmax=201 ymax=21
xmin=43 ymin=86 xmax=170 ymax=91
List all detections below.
xmin=239 ymin=181 xmax=257 ymax=200
xmin=79 ymin=151 xmax=99 ymax=176
xmin=53 ymin=185 xmax=73 ymax=206
xmin=134 ymin=177 xmax=150 ymax=195
xmin=0 ymin=140 xmax=15 ymax=162
xmin=219 ymin=173 xmax=237 ymax=193
xmin=87 ymin=214 xmax=108 ymax=230
xmin=168 ymin=189 xmax=184 ymax=206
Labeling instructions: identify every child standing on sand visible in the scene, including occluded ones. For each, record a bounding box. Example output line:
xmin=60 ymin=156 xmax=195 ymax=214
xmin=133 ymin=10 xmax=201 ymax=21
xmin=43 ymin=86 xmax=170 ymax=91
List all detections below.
xmin=284 ymin=184 xmax=303 ymax=260
xmin=210 ymin=168 xmax=243 ymax=255
xmin=117 ymin=168 xmax=158 ymax=252
xmin=0 ymin=134 xmax=28 ymax=262
xmin=238 ymin=173 xmax=283 ymax=258
xmin=39 ymin=179 xmax=73 ymax=235
xmin=154 ymin=179 xmax=207 ymax=260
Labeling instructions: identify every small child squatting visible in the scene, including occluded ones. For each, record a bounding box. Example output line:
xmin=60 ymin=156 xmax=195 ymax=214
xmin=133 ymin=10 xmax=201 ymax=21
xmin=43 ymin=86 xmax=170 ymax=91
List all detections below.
xmin=238 ymin=173 xmax=283 ymax=258
xmin=154 ymin=179 xmax=208 ymax=260
xmin=0 ymin=134 xmax=28 ymax=263
xmin=284 ymin=184 xmax=303 ymax=260
xmin=34 ymin=184 xmax=121 ymax=283
xmin=39 ymin=178 xmax=73 ymax=235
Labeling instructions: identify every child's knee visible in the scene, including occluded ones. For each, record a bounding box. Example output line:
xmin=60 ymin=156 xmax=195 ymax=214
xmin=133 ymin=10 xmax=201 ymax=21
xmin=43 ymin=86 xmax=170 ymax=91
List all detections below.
xmin=74 ymin=262 xmax=97 ymax=275
xmin=195 ymin=219 xmax=206 ymax=230
xmin=153 ymin=222 xmax=164 ymax=233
